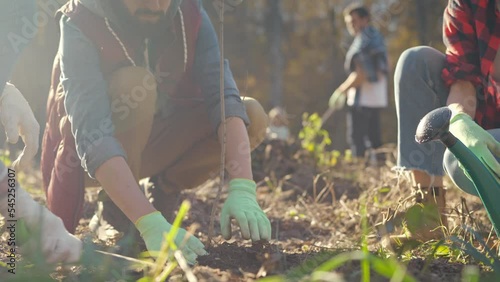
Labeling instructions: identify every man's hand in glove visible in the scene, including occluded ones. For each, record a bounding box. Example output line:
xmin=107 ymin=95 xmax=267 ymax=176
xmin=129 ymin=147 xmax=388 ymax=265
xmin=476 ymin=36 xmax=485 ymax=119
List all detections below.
xmin=448 ymin=106 xmax=500 ymax=180
xmin=0 ymin=83 xmax=40 ymax=170
xmin=220 ymin=179 xmax=272 ymax=241
xmin=0 ymin=183 xmax=82 ymax=264
xmin=135 ymin=211 xmax=207 ymax=265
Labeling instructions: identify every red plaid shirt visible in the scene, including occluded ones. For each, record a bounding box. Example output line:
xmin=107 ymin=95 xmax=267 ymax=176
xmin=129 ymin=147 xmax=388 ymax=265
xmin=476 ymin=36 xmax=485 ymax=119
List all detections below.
xmin=442 ymin=0 xmax=500 ymax=129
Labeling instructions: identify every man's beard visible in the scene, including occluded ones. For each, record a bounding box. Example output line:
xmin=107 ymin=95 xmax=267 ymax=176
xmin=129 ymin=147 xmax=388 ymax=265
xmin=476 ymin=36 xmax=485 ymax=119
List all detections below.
xmin=104 ymin=0 xmax=169 ymax=39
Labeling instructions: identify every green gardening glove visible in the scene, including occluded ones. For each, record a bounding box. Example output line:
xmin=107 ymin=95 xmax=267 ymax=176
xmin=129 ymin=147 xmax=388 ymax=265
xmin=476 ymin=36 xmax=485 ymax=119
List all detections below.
xmin=328 ymin=89 xmax=347 ymax=111
xmin=220 ymin=179 xmax=272 ymax=241
xmin=448 ymin=111 xmax=500 ymax=181
xmin=135 ymin=211 xmax=207 ymax=264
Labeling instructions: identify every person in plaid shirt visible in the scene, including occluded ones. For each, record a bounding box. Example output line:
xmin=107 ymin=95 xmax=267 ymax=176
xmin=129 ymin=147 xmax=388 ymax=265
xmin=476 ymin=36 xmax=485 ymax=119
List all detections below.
xmin=392 ymin=0 xmax=500 ymax=240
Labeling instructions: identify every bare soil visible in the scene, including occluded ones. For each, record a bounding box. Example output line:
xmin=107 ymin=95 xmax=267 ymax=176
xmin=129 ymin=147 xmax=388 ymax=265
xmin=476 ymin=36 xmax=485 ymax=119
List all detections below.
xmin=0 ymin=140 xmax=498 ymax=281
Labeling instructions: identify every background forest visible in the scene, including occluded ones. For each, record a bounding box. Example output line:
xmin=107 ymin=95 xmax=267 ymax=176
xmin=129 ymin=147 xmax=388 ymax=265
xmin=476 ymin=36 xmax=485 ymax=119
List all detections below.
xmin=6 ymin=2 xmax=500 ymax=281
xmin=8 ymin=0 xmax=448 ymax=152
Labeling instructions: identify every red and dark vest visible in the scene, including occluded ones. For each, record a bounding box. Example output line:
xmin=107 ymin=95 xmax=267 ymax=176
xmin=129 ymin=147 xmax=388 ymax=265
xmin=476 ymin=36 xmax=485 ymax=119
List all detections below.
xmin=41 ymin=0 xmax=202 ymax=233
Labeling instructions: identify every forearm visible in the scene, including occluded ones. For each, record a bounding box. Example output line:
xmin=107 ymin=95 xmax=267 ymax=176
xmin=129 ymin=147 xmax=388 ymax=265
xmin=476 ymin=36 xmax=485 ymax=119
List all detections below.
xmin=446 ymin=80 xmax=477 ymax=118
xmin=218 ymin=117 xmax=253 ymax=180
xmin=338 ymin=71 xmax=364 ymax=93
xmin=94 ymin=157 xmax=156 ymax=223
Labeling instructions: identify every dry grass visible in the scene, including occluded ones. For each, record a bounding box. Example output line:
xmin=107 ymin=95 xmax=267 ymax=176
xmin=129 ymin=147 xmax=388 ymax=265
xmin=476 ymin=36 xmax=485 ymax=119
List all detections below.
xmin=0 ymin=142 xmax=497 ymax=281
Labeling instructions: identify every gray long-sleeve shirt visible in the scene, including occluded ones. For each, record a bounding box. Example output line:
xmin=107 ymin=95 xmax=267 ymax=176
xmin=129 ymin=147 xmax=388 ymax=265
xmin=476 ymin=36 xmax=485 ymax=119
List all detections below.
xmin=59 ymin=1 xmax=249 ymax=178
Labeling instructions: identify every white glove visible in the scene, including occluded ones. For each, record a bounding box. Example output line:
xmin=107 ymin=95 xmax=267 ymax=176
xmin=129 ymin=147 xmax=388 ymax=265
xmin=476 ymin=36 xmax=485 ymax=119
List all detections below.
xmin=0 ymin=187 xmax=82 ymax=264
xmin=0 ymin=83 xmax=40 ymax=170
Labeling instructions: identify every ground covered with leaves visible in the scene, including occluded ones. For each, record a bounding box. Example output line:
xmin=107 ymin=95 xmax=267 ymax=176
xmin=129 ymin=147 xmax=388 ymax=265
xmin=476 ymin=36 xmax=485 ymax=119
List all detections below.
xmin=0 ymin=139 xmax=499 ymax=281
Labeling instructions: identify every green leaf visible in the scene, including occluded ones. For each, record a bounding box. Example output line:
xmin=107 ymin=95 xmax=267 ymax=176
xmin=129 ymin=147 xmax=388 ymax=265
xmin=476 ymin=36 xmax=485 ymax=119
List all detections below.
xmin=332 ymin=150 xmax=341 ymax=157
xmin=449 ymin=236 xmax=498 ymax=269
xmin=370 ymin=255 xmax=417 ymax=282
xmin=379 ymin=187 xmax=391 ymax=193
xmin=314 ymin=250 xmax=365 ymax=272
xmin=306 ymin=143 xmax=315 ymax=152
xmin=0 ymin=153 xmax=11 ymax=167
xmin=461 ymin=265 xmax=480 ymax=282
xmin=435 ymin=245 xmax=451 ymax=257
xmin=258 ymin=276 xmax=286 ymax=282
xmin=405 ymin=204 xmax=440 ymax=234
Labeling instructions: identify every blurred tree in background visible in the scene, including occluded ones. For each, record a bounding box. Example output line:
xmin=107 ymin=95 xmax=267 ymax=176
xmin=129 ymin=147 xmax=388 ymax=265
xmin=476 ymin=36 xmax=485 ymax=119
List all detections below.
xmin=5 ymin=0 xmax=447 ymax=155
xmin=204 ymin=0 xmax=447 ymax=150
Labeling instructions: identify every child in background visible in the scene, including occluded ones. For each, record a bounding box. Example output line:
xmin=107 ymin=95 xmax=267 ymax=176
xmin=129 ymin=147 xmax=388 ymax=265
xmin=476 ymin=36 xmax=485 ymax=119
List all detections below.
xmin=267 ymin=107 xmax=290 ymax=141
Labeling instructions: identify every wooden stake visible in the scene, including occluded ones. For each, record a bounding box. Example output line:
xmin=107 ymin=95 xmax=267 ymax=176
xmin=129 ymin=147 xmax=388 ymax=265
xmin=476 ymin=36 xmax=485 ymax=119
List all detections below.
xmin=208 ymin=0 xmax=226 ymax=246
